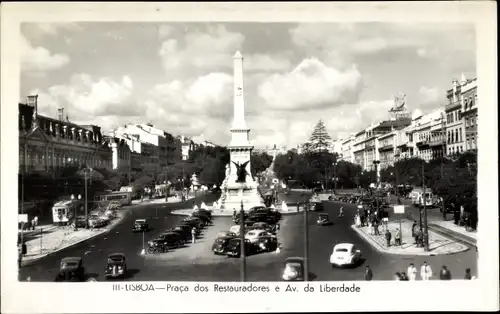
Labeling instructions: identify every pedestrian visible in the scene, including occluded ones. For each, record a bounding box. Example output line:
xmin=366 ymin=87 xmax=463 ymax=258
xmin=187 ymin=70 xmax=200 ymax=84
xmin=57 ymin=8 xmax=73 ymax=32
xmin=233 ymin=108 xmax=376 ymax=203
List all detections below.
xmin=385 ymin=229 xmax=392 ymax=247
xmin=374 ymin=219 xmax=380 ymax=235
xmin=415 ymin=228 xmax=423 ymax=247
xmin=338 ymin=206 xmax=344 ymax=217
xmin=420 ymin=261 xmax=433 ymax=280
xmin=464 ymin=268 xmax=472 ymax=280
xmin=355 ymin=214 xmax=361 ymax=228
xmin=33 ymin=216 xmax=39 ymax=229
xmin=400 ymin=272 xmax=409 ymax=281
xmin=191 ymin=227 xmax=197 ymax=244
xmin=395 ymin=228 xmax=402 ymax=246
xmin=411 ymin=221 xmax=417 ymax=243
xmin=439 ymin=265 xmax=452 ymax=280
xmin=407 ymin=263 xmax=418 ymax=281
xmin=364 ymin=265 xmax=373 ymax=281
xmin=360 ymin=213 xmax=365 ymax=227
xmin=394 ymin=272 xmax=402 ymax=280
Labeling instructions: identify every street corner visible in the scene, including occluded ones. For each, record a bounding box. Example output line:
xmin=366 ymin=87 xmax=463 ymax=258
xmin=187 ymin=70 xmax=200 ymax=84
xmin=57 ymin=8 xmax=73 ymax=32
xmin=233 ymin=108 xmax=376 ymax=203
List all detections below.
xmin=350 ymin=224 xmax=469 ymax=256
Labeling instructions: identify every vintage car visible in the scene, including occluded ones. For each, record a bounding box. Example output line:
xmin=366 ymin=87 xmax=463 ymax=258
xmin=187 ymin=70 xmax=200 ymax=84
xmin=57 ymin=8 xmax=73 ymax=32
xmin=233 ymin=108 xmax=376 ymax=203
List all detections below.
xmin=88 ymin=214 xmax=107 ymax=228
xmin=329 ymin=243 xmax=362 ymax=267
xmin=317 ymin=213 xmax=333 ymax=226
xmin=212 ymin=235 xmax=237 ymax=255
xmin=169 ymin=226 xmax=191 ymax=241
xmin=229 ymin=225 xmax=242 ymax=236
xmin=132 ymin=219 xmax=150 ymax=232
xmin=183 ymin=217 xmax=205 ymax=229
xmin=282 ymin=257 xmax=305 ymax=281
xmin=226 ymin=238 xmax=254 ymax=258
xmin=216 ymin=231 xmax=237 ymax=238
xmin=104 ymin=253 xmax=127 ymax=279
xmin=191 ymin=212 xmax=211 ymax=225
xmin=177 ymin=221 xmax=202 ymax=234
xmin=56 ymin=257 xmax=85 ymax=282
xmin=254 ymin=235 xmax=279 ymax=253
xmin=245 ymin=229 xmax=271 ymax=244
xmin=310 ymin=202 xmax=324 ymax=212
xmin=148 ymin=232 xmax=184 ymax=253
xmin=74 ymin=216 xmax=87 ymax=228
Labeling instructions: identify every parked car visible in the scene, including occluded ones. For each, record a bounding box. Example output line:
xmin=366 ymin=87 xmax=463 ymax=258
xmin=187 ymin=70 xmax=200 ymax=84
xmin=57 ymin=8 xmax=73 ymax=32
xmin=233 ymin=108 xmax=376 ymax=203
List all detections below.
xmin=157 ymin=232 xmax=185 ymax=248
xmin=183 ymin=217 xmax=204 ymax=229
xmin=190 ymin=213 xmax=211 ymax=225
xmin=212 ymin=235 xmax=237 ymax=255
xmin=104 ymin=253 xmax=127 ymax=279
xmin=229 ymin=225 xmax=242 ymax=236
xmin=56 ymin=257 xmax=85 ymax=282
xmin=282 ymin=257 xmax=305 ymax=281
xmin=74 ymin=216 xmax=87 ymax=228
xmin=178 ymin=221 xmax=201 ymax=234
xmin=216 ymin=231 xmax=237 ymax=238
xmin=88 ymin=214 xmax=107 ymax=228
xmin=245 ymin=229 xmax=270 ymax=244
xmin=132 ymin=219 xmax=150 ymax=232
xmin=254 ymin=235 xmax=278 ymax=253
xmin=329 ymin=243 xmax=361 ymax=267
xmin=226 ymin=238 xmax=254 ymax=258
xmin=169 ymin=226 xmax=191 ymax=241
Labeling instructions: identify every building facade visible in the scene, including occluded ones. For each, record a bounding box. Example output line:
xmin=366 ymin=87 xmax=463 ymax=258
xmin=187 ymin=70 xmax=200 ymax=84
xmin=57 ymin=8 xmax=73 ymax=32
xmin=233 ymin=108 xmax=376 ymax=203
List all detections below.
xmin=460 ymin=76 xmax=478 ymax=151
xmin=445 ymin=77 xmax=465 ymax=155
xmin=341 ymin=136 xmax=355 ymax=163
xmin=102 ymin=136 xmax=132 ymax=172
xmin=19 ymin=98 xmax=112 ymax=176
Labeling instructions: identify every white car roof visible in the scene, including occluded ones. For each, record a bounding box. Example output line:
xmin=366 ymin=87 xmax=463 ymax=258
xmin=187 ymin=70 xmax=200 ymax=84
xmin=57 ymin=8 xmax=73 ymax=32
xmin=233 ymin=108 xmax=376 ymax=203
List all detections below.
xmin=135 ymin=219 xmax=146 ymax=223
xmin=334 ymin=243 xmax=354 ymax=250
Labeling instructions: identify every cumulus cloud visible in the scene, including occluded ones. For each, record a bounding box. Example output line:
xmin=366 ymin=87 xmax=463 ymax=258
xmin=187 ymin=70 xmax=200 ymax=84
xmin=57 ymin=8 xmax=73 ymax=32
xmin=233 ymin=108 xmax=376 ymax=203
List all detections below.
xmin=159 ymin=25 xmax=244 ymax=74
xmin=257 ymin=58 xmax=363 ymax=111
xmin=32 ymin=74 xmax=137 ymax=126
xmin=22 ymin=22 xmax=83 ymax=37
xmin=418 ymin=86 xmax=440 ymax=104
xmin=244 ymin=53 xmax=292 ymax=72
xmin=20 ymin=35 xmax=70 ymax=74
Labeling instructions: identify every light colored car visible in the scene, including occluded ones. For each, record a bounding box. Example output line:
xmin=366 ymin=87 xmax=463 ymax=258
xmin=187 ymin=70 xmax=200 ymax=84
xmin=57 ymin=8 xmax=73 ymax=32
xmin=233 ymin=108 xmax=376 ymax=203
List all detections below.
xmin=229 ymin=225 xmax=241 ymax=236
xmin=329 ymin=243 xmax=361 ymax=267
xmin=245 ymin=229 xmax=269 ymax=244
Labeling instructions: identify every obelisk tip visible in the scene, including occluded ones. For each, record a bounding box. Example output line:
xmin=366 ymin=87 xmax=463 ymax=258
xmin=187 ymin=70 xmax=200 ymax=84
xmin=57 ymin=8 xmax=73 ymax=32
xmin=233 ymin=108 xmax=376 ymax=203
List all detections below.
xmin=233 ymin=50 xmax=243 ymax=59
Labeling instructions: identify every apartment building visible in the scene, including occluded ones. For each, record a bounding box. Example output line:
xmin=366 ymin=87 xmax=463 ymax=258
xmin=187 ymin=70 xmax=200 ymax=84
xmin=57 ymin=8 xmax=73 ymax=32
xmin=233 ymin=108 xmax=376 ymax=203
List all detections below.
xmin=341 ymin=136 xmax=355 ymax=163
xmin=445 ymin=77 xmax=465 ymax=155
xmin=461 ymin=76 xmax=478 ymax=151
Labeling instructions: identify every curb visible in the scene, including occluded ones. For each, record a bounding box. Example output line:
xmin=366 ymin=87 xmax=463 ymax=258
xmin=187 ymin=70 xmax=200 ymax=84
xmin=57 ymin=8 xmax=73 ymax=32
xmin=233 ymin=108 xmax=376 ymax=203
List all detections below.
xmin=405 ymin=211 xmax=477 ymax=249
xmin=428 ymin=223 xmax=477 ymax=248
xmin=21 ymin=213 xmax=127 ymax=266
xmin=350 ymin=225 xmax=468 ymax=256
xmin=170 ymin=208 xmax=306 ymax=217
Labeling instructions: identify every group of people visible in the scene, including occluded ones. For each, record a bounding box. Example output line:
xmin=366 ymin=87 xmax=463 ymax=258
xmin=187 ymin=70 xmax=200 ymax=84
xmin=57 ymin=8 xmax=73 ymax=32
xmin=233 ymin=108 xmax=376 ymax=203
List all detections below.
xmin=354 ymin=208 xmax=385 ymax=235
xmin=411 ymin=221 xmax=426 ymax=248
xmin=364 ymin=263 xmax=476 ymax=281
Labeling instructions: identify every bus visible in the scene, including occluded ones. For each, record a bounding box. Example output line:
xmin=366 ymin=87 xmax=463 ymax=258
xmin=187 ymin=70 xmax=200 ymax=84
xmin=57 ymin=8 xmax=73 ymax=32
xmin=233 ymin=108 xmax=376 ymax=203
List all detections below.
xmin=52 ymin=199 xmax=85 ymax=225
xmin=94 ymin=191 xmax=132 ymax=206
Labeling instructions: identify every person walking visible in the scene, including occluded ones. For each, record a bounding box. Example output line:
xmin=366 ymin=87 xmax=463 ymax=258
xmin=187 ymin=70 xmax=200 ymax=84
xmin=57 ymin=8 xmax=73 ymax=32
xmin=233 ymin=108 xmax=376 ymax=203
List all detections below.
xmin=338 ymin=206 xmax=344 ymax=217
xmin=464 ymin=268 xmax=472 ymax=280
xmin=439 ymin=265 xmax=452 ymax=280
xmin=385 ymin=229 xmax=392 ymax=247
xmin=374 ymin=219 xmax=380 ymax=235
xmin=191 ymin=227 xmax=197 ymax=244
xmin=407 ymin=263 xmax=418 ymax=281
xmin=395 ymin=228 xmax=402 ymax=246
xmin=411 ymin=221 xmax=418 ymax=244
xmin=364 ymin=265 xmax=373 ymax=281
xmin=420 ymin=261 xmax=433 ymax=280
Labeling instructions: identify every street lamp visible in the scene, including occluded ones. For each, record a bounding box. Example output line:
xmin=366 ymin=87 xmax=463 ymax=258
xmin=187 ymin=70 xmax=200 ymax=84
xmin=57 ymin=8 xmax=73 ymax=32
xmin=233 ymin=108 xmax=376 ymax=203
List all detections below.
xmin=332 ymin=161 xmax=338 ymax=194
xmin=239 ymin=189 xmax=246 ymax=282
xmin=81 ymin=168 xmax=93 ymax=229
xmin=304 ymin=196 xmax=310 ymax=281
xmin=373 ymin=160 xmax=380 ymax=216
xmin=421 ymin=164 xmax=430 ymax=251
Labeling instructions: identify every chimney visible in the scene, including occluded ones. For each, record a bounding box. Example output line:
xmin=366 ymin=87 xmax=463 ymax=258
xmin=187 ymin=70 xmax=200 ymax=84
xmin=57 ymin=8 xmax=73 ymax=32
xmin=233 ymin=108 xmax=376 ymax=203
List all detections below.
xmin=460 ymin=72 xmax=467 ymax=85
xmin=27 ymin=95 xmax=38 ymax=128
xmin=452 ymin=78 xmax=459 ymax=102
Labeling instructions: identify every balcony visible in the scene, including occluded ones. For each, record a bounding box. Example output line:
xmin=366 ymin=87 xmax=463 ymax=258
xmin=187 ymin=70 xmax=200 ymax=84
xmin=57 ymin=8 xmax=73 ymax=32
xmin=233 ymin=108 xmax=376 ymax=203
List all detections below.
xmin=416 ymin=140 xmax=430 ymax=147
xmin=429 ymin=139 xmax=445 ymax=147
xmin=378 ymin=144 xmax=393 ymax=151
xmin=445 ymin=101 xmax=461 ymax=112
xmin=365 ymin=143 xmax=375 ymax=150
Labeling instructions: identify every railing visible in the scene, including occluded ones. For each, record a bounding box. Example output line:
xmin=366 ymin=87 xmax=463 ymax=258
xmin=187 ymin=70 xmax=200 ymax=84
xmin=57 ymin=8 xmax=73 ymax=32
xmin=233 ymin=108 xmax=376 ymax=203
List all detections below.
xmin=445 ymin=101 xmax=461 ymax=112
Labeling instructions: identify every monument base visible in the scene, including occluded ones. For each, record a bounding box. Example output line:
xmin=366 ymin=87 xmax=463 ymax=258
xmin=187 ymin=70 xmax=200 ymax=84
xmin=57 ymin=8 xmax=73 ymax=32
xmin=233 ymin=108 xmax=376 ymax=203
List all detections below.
xmin=219 ymin=184 xmax=264 ymax=212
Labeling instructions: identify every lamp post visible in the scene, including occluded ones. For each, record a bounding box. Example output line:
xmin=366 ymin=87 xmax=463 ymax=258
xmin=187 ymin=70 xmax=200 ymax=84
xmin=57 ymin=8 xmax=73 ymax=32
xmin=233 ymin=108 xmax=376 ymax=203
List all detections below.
xmin=82 ymin=168 xmax=93 ymax=229
xmin=304 ymin=197 xmax=310 ymax=281
xmin=421 ymin=164 xmax=430 ymax=251
xmin=239 ymin=189 xmax=246 ymax=282
xmin=332 ymin=161 xmax=338 ymax=193
xmin=373 ymin=160 xmax=380 ymax=215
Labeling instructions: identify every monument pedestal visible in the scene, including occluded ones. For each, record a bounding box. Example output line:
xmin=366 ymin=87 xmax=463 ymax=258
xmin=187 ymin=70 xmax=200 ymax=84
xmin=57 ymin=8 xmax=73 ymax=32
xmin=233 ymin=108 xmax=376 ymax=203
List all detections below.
xmin=220 ymin=182 xmax=263 ymax=211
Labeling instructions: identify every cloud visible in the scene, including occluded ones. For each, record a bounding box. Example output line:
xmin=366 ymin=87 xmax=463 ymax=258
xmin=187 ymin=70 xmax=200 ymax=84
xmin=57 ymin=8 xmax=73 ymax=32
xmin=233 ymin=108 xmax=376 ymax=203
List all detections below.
xmin=20 ymin=35 xmax=70 ymax=74
xmin=22 ymin=23 xmax=83 ymax=37
xmin=257 ymin=58 xmax=363 ymax=111
xmin=418 ymin=86 xmax=440 ymax=104
xmin=159 ymin=25 xmax=244 ymax=75
xmin=244 ymin=53 xmax=292 ymax=72
xmin=32 ymin=74 xmax=137 ymax=126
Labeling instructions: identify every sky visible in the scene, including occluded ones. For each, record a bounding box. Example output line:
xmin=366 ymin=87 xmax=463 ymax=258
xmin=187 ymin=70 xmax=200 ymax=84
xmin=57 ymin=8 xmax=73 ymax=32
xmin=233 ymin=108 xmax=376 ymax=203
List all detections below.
xmin=20 ymin=22 xmax=476 ymax=149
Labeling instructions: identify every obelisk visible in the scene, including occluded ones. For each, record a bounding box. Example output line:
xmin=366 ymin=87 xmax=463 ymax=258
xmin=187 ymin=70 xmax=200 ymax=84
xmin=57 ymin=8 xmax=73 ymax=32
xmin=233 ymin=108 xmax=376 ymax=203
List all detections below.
xmin=219 ymin=51 xmax=264 ymax=211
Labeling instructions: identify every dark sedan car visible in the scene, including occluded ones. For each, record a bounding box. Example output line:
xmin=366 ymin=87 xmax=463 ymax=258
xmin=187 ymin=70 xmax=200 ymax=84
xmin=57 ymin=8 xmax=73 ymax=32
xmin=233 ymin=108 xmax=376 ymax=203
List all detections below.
xmin=191 ymin=213 xmax=211 ymax=225
xmin=104 ymin=253 xmax=127 ymax=279
xmin=157 ymin=232 xmax=185 ymax=248
xmin=226 ymin=238 xmax=254 ymax=258
xmin=178 ymin=221 xmax=202 ymax=234
xmin=132 ymin=219 xmax=150 ymax=232
xmin=212 ymin=235 xmax=237 ymax=255
xmin=56 ymin=257 xmax=85 ymax=282
xmin=183 ymin=217 xmax=204 ymax=229
xmin=254 ymin=235 xmax=279 ymax=253
xmin=169 ymin=226 xmax=191 ymax=241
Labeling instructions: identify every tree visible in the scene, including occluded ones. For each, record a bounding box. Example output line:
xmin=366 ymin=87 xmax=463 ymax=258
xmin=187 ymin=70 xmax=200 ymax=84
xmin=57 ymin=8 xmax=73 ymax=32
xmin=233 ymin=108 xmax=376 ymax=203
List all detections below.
xmin=250 ymin=152 xmax=273 ymax=176
xmin=307 ymin=120 xmax=332 ymax=152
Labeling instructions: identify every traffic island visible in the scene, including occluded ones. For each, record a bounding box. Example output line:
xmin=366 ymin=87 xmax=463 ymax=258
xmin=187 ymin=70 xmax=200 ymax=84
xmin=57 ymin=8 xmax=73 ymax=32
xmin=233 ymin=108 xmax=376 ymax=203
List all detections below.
xmin=21 ymin=210 xmax=128 ymax=266
xmin=351 ymin=219 xmax=469 ymax=256
xmin=170 ymin=204 xmax=307 ymax=217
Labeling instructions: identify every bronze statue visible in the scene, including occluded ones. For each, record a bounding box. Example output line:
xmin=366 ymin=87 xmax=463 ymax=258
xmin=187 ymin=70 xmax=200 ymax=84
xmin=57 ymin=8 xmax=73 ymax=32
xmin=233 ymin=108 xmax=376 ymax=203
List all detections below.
xmin=232 ymin=160 xmax=250 ymax=183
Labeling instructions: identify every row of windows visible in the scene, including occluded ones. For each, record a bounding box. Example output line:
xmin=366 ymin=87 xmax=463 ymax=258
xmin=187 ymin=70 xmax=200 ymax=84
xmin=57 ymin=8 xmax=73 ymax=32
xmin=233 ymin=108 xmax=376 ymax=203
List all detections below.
xmin=465 ymin=114 xmax=478 ymax=128
xmin=449 ymin=146 xmax=464 ymax=155
xmin=446 ymin=110 xmax=462 ymax=124
xmin=463 ymin=94 xmax=478 ymax=111
xmin=447 ymin=128 xmax=463 ymax=144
